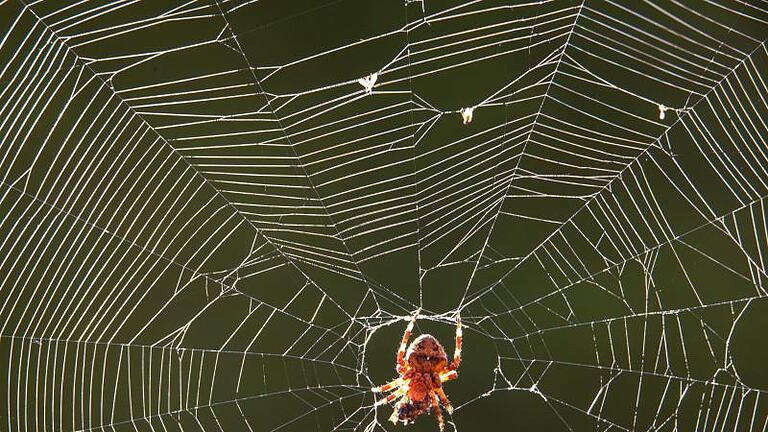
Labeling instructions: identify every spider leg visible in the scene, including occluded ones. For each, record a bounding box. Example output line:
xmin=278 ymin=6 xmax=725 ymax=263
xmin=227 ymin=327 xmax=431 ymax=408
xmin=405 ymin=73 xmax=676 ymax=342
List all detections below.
xmin=388 ymin=405 xmax=400 ymax=424
xmin=435 ymin=387 xmax=454 ymax=414
xmin=388 ymin=397 xmax=406 ymax=425
xmin=375 ymin=385 xmax=407 ymax=406
xmin=396 ymin=308 xmax=421 ymax=373
xmin=439 ymin=369 xmax=458 ymax=382
xmin=430 ymin=391 xmax=445 ymax=431
xmin=372 ymin=377 xmax=405 ymax=393
xmin=448 ymin=312 xmax=462 ymax=370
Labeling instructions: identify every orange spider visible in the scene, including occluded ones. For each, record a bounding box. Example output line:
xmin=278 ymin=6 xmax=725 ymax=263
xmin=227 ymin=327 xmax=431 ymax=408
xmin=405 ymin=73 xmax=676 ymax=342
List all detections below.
xmin=373 ymin=309 xmax=462 ymax=431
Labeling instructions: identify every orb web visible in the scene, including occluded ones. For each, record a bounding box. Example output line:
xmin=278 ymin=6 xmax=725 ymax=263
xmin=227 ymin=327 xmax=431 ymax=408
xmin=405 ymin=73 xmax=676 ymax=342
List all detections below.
xmin=1 ymin=0 xmax=768 ymax=431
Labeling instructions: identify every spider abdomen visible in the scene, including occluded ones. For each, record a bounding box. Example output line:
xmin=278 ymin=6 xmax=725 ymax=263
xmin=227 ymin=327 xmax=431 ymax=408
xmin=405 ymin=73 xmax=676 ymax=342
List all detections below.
xmin=406 ymin=334 xmax=448 ymax=372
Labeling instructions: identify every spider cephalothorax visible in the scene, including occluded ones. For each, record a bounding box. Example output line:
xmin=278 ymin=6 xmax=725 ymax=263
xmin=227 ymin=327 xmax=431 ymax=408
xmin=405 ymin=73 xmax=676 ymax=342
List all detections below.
xmin=373 ymin=309 xmax=462 ymax=431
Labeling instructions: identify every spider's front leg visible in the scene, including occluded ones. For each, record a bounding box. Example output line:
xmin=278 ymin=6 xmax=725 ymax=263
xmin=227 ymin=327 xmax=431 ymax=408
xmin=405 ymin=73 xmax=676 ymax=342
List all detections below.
xmin=439 ymin=369 xmax=457 ymax=382
xmin=435 ymin=387 xmax=454 ymax=414
xmin=372 ymin=376 xmax=404 ymax=393
xmin=375 ymin=385 xmax=408 ymax=406
xmin=430 ymin=391 xmax=445 ymax=431
xmin=397 ymin=308 xmax=421 ymax=373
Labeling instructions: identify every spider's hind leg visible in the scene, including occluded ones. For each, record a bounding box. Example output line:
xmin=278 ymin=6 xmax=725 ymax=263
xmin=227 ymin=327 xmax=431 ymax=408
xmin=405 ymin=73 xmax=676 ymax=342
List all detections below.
xmin=396 ymin=308 xmax=421 ymax=373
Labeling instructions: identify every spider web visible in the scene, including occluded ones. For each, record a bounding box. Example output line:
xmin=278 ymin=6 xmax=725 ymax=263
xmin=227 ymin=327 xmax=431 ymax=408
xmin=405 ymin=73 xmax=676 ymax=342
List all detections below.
xmin=1 ymin=0 xmax=768 ymax=431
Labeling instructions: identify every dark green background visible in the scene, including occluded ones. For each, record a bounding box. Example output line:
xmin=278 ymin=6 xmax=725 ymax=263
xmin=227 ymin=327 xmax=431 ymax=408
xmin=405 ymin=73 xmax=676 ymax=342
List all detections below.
xmin=1 ymin=0 xmax=768 ymax=431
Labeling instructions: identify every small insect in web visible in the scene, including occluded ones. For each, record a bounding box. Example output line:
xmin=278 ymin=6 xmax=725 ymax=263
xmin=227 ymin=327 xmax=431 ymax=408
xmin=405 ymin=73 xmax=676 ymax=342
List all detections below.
xmin=459 ymin=107 xmax=474 ymax=124
xmin=658 ymin=103 xmax=669 ymax=120
xmin=373 ymin=309 xmax=462 ymax=431
xmin=358 ymin=72 xmax=378 ymax=94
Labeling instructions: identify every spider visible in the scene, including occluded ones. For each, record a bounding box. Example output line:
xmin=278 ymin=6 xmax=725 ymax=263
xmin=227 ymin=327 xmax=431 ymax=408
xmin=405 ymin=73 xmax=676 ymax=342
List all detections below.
xmin=373 ymin=309 xmax=462 ymax=431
